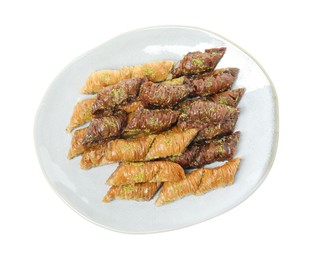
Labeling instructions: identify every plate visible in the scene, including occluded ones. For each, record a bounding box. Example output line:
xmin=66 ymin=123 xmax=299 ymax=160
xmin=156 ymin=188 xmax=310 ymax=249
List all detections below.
xmin=34 ymin=26 xmax=279 ymax=233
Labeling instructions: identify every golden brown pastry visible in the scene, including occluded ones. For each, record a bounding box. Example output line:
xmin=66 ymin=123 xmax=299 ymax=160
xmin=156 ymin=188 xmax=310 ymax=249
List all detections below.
xmin=66 ymin=98 xmax=96 ymax=132
xmin=131 ymin=61 xmax=175 ymax=82
xmin=67 ymin=127 xmax=88 ymax=159
xmin=80 ymin=134 xmax=156 ymax=169
xmin=103 ymin=182 xmax=162 ymax=202
xmin=195 ymin=158 xmax=240 ymax=195
xmin=155 ymin=158 xmax=240 ymax=206
xmin=81 ymin=60 xmax=175 ymax=94
xmin=106 ymin=161 xmax=185 ymax=185
xmin=155 ymin=168 xmax=203 ymax=206
xmin=145 ymin=128 xmax=198 ymax=160
xmin=104 ymin=134 xmax=156 ymax=162
xmin=80 ymin=143 xmax=109 ymax=169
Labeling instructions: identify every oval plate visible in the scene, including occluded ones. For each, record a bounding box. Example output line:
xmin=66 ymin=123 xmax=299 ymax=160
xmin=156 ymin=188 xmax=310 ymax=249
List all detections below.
xmin=34 ymin=26 xmax=279 ymax=233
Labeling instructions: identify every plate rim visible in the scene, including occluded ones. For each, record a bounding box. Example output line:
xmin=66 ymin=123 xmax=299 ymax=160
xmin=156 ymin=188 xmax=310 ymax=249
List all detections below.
xmin=34 ymin=25 xmax=279 ymax=234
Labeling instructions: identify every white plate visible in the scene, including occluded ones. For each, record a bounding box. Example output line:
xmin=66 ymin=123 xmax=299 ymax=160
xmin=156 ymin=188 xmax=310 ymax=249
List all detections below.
xmin=34 ymin=26 xmax=279 ymax=233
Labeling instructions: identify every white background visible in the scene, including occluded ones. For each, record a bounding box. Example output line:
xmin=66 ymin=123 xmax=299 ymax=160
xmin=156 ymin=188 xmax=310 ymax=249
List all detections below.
xmin=1 ymin=0 xmax=312 ymax=259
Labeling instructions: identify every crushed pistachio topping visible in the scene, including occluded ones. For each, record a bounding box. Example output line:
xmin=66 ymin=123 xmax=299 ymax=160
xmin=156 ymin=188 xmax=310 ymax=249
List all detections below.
xmin=130 ymin=162 xmax=144 ymax=167
xmin=173 ymin=183 xmax=182 ymax=193
xmin=133 ymin=172 xmax=144 ymax=182
xmin=144 ymin=67 xmax=154 ymax=76
xmin=217 ymin=145 xmax=224 ymax=154
xmin=123 ymin=185 xmax=134 ymax=193
xmin=218 ymin=96 xmax=228 ymax=106
xmin=215 ymin=139 xmax=223 ymax=144
xmin=106 ymin=118 xmax=116 ymax=127
xmin=111 ymin=88 xmax=126 ymax=102
xmin=181 ymin=104 xmax=188 ymax=112
xmin=205 ymin=77 xmax=213 ymax=88
xmin=180 ymin=113 xmax=188 ymax=119
xmin=226 ymin=106 xmax=234 ymax=112
xmin=82 ymin=109 xmax=92 ymax=119
xmin=215 ymin=136 xmax=226 ymax=144
xmin=167 ymin=156 xmax=176 ymax=162
xmin=149 ymin=117 xmax=158 ymax=126
xmin=192 ymin=58 xmax=204 ymax=67
xmin=209 ymin=106 xmax=216 ymax=113
xmin=164 ymin=135 xmax=172 ymax=145
xmin=207 ymin=127 xmax=215 ymax=134
xmin=160 ymin=77 xmax=184 ymax=86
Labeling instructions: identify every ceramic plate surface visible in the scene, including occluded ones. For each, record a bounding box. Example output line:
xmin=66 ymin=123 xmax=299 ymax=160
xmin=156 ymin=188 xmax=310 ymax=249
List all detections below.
xmin=34 ymin=26 xmax=278 ymax=233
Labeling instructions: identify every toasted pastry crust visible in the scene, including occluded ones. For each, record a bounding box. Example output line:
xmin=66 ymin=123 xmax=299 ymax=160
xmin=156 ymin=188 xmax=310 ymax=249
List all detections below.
xmin=208 ymin=88 xmax=245 ymax=107
xmin=170 ymin=132 xmax=240 ymax=168
xmin=81 ymin=60 xmax=175 ymax=94
xmin=106 ymin=161 xmax=185 ymax=186
xmin=66 ymin=98 xmax=96 ymax=132
xmin=91 ymin=78 xmax=145 ymax=116
xmin=102 ymin=183 xmax=162 ymax=202
xmin=145 ymin=128 xmax=198 ymax=160
xmin=82 ymin=111 xmax=127 ymax=146
xmin=67 ymin=127 xmax=88 ymax=159
xmin=139 ymin=81 xmax=191 ymax=108
xmin=155 ymin=158 xmax=240 ymax=206
xmin=173 ymin=48 xmax=226 ymax=77
xmin=125 ymin=108 xmax=180 ymax=135
xmin=189 ymin=68 xmax=239 ymax=97
xmin=105 ymin=134 xmax=156 ymax=162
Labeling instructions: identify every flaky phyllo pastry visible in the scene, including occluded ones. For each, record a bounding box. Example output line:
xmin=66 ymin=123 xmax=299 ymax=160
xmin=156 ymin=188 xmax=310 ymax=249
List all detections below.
xmin=66 ymin=47 xmax=245 ymax=205
xmin=66 ymin=98 xmax=96 ymax=132
xmin=103 ymin=161 xmax=185 ymax=202
xmin=67 ymin=127 xmax=87 ymax=159
xmin=104 ymin=134 xmax=156 ymax=163
xmin=79 ymin=128 xmax=198 ymax=169
xmin=102 ymin=183 xmax=161 ymax=202
xmin=106 ymin=161 xmax=185 ymax=185
xmin=145 ymin=128 xmax=198 ymax=160
xmin=155 ymin=158 xmax=240 ymax=206
xmin=124 ymin=108 xmax=180 ymax=135
xmin=170 ymin=132 xmax=240 ymax=168
xmin=178 ymin=99 xmax=240 ymax=141
xmin=172 ymin=48 xmax=226 ymax=77
xmin=208 ymin=88 xmax=245 ymax=107
xmin=139 ymin=81 xmax=191 ymax=108
xmin=188 ymin=67 xmax=239 ymax=97
xmin=91 ymin=77 xmax=145 ymax=117
xmin=80 ymin=143 xmax=108 ymax=169
xmin=80 ymin=134 xmax=157 ymax=169
xmin=82 ymin=111 xmax=127 ymax=146
xmin=81 ymin=60 xmax=175 ymax=94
